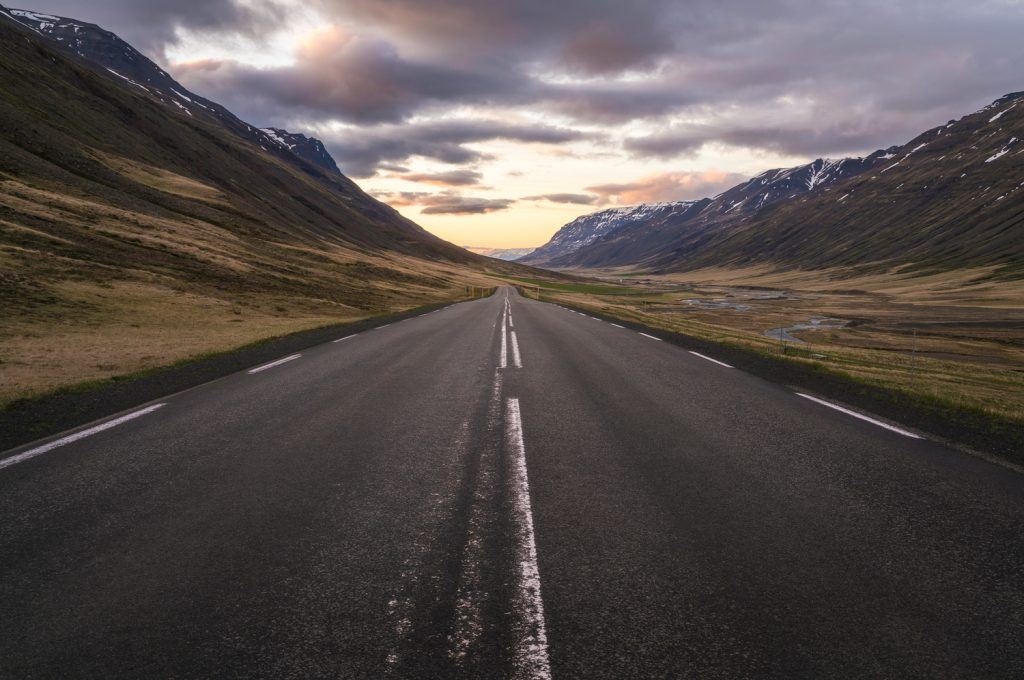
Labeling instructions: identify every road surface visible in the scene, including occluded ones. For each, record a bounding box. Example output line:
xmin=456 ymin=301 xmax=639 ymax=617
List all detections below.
xmin=2 ymin=287 xmax=1022 ymax=678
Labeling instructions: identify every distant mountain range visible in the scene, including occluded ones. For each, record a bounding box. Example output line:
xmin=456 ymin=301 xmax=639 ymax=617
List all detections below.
xmin=464 ymin=246 xmax=537 ymax=261
xmin=522 ymin=95 xmax=1024 ymax=277
xmin=520 ymin=201 xmax=707 ymax=266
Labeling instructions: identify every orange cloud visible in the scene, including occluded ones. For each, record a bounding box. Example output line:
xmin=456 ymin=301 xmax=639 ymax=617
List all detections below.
xmin=585 ymin=169 xmax=746 ymax=205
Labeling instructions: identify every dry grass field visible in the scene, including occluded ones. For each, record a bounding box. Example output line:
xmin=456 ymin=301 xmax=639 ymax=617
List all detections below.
xmin=516 ymin=266 xmax=1024 ymax=425
xmin=0 ymin=170 xmax=502 ymax=408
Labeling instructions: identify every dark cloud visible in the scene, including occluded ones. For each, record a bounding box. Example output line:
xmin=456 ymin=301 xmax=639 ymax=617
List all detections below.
xmin=522 ymin=193 xmax=598 ymax=205
xmin=626 ymin=119 xmax=907 ymax=160
xmin=374 ymin=190 xmax=515 ymax=215
xmin=377 ymin=163 xmax=411 ymax=173
xmin=399 ymin=170 xmax=483 ymax=187
xmin=421 ymin=197 xmax=516 ymax=215
xmin=323 ymin=0 xmax=679 ymax=75
xmin=316 ymin=119 xmax=592 ymax=176
xmin=44 ymin=1 xmax=1024 ymax=169
xmin=33 ymin=0 xmax=285 ymax=58
xmin=174 ymin=27 xmax=520 ymax=123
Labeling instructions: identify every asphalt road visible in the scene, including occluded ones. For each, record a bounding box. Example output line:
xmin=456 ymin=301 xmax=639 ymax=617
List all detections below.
xmin=2 ymin=287 xmax=1022 ymax=678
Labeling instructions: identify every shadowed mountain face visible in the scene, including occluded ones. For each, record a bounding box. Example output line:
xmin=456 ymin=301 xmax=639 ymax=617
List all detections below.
xmin=0 ymin=4 xmax=482 ymax=257
xmin=525 ymin=94 xmax=1024 ymax=277
xmin=259 ymin=128 xmax=343 ymax=176
xmin=2 ymin=6 xmax=350 ymax=182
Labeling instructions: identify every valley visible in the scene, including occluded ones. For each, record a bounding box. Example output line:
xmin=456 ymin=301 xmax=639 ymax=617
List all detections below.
xmin=2 ymin=2 xmax=1024 ymax=677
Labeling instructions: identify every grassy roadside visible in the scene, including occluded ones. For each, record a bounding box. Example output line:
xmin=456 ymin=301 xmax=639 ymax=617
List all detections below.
xmin=514 ymin=283 xmax=1024 ymax=465
xmin=0 ymin=289 xmax=495 ymax=452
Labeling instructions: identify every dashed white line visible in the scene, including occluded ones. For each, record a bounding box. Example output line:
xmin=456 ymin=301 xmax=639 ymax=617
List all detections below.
xmin=797 ymin=393 xmax=922 ymax=439
xmin=332 ymin=335 xmax=356 ymax=343
xmin=505 ymin=398 xmax=552 ymax=679
xmin=610 ymin=323 xmax=624 ymax=328
xmin=689 ymin=351 xmax=733 ymax=368
xmin=510 ymin=330 xmax=523 ymax=368
xmin=0 ymin=403 xmax=167 ymax=471
xmin=639 ymin=332 xmax=662 ymax=342
xmin=248 ymin=354 xmax=301 ymax=374
xmin=500 ymin=304 xmax=508 ymax=369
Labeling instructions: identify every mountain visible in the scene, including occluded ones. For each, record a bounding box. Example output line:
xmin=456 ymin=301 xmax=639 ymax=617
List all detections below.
xmin=1 ymin=6 xmax=345 ymax=182
xmin=524 ymin=94 xmax=1024 ymax=277
xmin=259 ymin=128 xmax=341 ymax=175
xmin=692 ymin=155 xmax=888 ymax=222
xmin=519 ymin=157 xmax=882 ymax=268
xmin=464 ymin=246 xmax=537 ymax=261
xmin=520 ymin=201 xmax=707 ymax=266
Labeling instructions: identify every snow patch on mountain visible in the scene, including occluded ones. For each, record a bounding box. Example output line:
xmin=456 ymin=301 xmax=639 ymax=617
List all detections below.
xmin=521 ymin=201 xmax=701 ymax=263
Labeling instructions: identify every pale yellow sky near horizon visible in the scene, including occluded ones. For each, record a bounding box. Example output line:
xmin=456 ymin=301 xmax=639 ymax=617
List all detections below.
xmin=367 ymin=139 xmax=800 ymax=248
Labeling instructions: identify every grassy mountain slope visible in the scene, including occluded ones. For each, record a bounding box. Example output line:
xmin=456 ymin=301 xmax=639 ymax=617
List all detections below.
xmin=524 ymin=157 xmax=886 ymax=268
xmin=654 ymin=93 xmax=1024 ymax=277
xmin=529 ymin=93 xmax=1023 ymax=279
xmin=0 ymin=16 xmax=514 ymax=406
xmin=2 ymin=6 xmax=359 ymax=191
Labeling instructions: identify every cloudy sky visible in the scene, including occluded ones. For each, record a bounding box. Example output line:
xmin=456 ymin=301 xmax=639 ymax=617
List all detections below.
xmin=32 ymin=0 xmax=1024 ymax=247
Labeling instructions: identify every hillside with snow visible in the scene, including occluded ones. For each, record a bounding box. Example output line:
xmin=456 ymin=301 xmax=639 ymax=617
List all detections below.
xmin=525 ymin=93 xmax=1024 ymax=276
xmin=1 ymin=6 xmax=345 ymax=181
xmin=520 ymin=201 xmax=707 ymax=265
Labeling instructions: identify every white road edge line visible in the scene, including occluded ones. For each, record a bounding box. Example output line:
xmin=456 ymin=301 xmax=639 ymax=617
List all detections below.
xmin=248 ymin=354 xmax=301 ymax=374
xmin=0 ymin=403 xmax=167 ymax=471
xmin=639 ymin=332 xmax=662 ymax=342
xmin=511 ymin=329 xmax=523 ymax=368
xmin=505 ymin=398 xmax=553 ymax=679
xmin=376 ymin=324 xmax=391 ymax=330
xmin=689 ymin=351 xmax=733 ymax=368
xmin=610 ymin=323 xmax=624 ymax=328
xmin=332 ymin=335 xmax=356 ymax=343
xmin=797 ymin=393 xmax=922 ymax=439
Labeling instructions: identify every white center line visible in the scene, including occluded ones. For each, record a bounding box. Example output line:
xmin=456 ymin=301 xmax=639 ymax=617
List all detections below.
xmin=505 ymin=398 xmax=552 ymax=679
xmin=511 ymin=329 xmax=523 ymax=368
xmin=639 ymin=332 xmax=662 ymax=342
xmin=500 ymin=304 xmax=508 ymax=369
xmin=797 ymin=393 xmax=922 ymax=439
xmin=689 ymin=351 xmax=733 ymax=368
xmin=0 ymin=403 xmax=167 ymax=471
xmin=332 ymin=335 xmax=356 ymax=343
xmin=248 ymin=354 xmax=301 ymax=374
